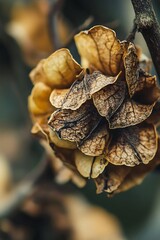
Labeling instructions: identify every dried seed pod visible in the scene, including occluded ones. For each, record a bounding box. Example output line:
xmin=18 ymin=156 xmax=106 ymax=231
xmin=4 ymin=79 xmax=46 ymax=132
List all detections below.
xmin=28 ymin=25 xmax=160 ymax=194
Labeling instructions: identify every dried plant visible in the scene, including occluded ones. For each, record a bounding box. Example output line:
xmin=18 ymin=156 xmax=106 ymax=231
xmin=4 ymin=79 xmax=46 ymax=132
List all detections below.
xmin=28 ymin=25 xmax=160 ymax=195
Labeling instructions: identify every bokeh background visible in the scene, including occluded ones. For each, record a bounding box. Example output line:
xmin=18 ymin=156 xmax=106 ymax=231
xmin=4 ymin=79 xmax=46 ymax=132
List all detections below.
xmin=0 ymin=0 xmax=160 ymax=239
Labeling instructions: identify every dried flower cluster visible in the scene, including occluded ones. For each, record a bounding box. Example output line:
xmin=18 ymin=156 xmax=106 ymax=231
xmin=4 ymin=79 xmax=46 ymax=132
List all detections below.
xmin=29 ymin=26 xmax=160 ymax=195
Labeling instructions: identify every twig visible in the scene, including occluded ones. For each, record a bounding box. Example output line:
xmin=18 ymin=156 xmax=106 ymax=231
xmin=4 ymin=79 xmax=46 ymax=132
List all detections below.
xmin=126 ymin=21 xmax=137 ymax=42
xmin=0 ymin=154 xmax=48 ymax=218
xmin=48 ymin=0 xmax=65 ymax=50
xmin=64 ymin=16 xmax=94 ymax=48
xmin=48 ymin=0 xmax=94 ymax=50
xmin=131 ymin=0 xmax=160 ymax=79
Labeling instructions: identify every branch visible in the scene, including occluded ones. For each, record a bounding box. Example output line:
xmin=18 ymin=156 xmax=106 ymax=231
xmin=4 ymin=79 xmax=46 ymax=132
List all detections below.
xmin=0 ymin=154 xmax=48 ymax=218
xmin=131 ymin=0 xmax=160 ymax=79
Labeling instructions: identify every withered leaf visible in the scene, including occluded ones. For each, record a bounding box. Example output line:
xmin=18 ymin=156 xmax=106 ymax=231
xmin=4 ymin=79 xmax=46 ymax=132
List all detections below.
xmin=133 ymin=71 xmax=160 ymax=105
xmin=75 ymin=26 xmax=124 ymax=76
xmin=59 ymin=71 xmax=120 ymax=111
xmin=29 ymin=59 xmax=47 ymax=85
xmin=48 ymin=102 xmax=101 ymax=145
xmin=78 ymin=123 xmax=109 ymax=156
xmin=124 ymin=43 xmax=139 ymax=97
xmin=48 ymin=128 xmax=77 ymax=149
xmin=50 ymin=89 xmax=69 ymax=108
xmin=113 ymin=138 xmax=160 ymax=194
xmin=94 ymin=175 xmax=106 ymax=194
xmin=74 ymin=150 xmax=94 ymax=178
xmin=109 ymin=98 xmax=154 ymax=129
xmin=29 ymin=82 xmax=54 ymax=116
xmin=103 ymin=164 xmax=131 ymax=193
xmin=43 ymin=48 xmax=82 ymax=88
xmin=147 ymin=101 xmax=160 ymax=125
xmin=75 ymin=151 xmax=108 ymax=178
xmin=105 ymin=123 xmax=157 ymax=167
xmin=93 ymin=79 xmax=126 ymax=120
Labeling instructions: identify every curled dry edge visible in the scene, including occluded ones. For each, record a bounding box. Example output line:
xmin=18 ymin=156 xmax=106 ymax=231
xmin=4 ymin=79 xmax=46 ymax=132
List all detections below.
xmin=28 ymin=25 xmax=160 ymax=196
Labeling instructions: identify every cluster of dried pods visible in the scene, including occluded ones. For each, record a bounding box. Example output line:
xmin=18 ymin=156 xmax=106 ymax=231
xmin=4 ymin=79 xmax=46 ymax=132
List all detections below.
xmin=28 ymin=26 xmax=160 ymax=195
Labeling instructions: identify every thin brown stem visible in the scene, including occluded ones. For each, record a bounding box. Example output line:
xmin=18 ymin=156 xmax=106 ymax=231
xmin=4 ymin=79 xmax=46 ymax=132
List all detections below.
xmin=126 ymin=21 xmax=137 ymax=42
xmin=0 ymin=154 xmax=48 ymax=218
xmin=131 ymin=0 xmax=160 ymax=79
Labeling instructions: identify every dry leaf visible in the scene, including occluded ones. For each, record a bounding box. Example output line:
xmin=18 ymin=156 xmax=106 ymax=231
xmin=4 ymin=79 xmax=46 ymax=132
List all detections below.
xmin=114 ymin=138 xmax=160 ymax=194
xmin=28 ymin=83 xmax=54 ymax=117
xmin=124 ymin=43 xmax=139 ymax=97
xmin=43 ymin=49 xmax=82 ymax=88
xmin=29 ymin=59 xmax=47 ymax=84
xmin=75 ymin=26 xmax=123 ymax=76
xmin=75 ymin=151 xmax=108 ymax=178
xmin=78 ymin=123 xmax=109 ymax=156
xmin=106 ymin=123 xmax=157 ymax=166
xmin=50 ymin=89 xmax=69 ymax=108
xmin=96 ymin=139 xmax=160 ymax=195
xmin=48 ymin=128 xmax=77 ymax=149
xmin=93 ymin=79 xmax=126 ymax=120
xmin=74 ymin=150 xmax=94 ymax=178
xmin=58 ymin=71 xmax=121 ymax=111
xmin=104 ymin=165 xmax=131 ymax=193
xmin=109 ymin=99 xmax=154 ymax=129
xmin=95 ymin=164 xmax=131 ymax=194
xmin=147 ymin=101 xmax=160 ymax=125
xmin=133 ymin=71 xmax=160 ymax=105
xmin=31 ymin=82 xmax=53 ymax=112
xmin=48 ymin=102 xmax=101 ymax=144
xmin=31 ymin=120 xmax=49 ymax=140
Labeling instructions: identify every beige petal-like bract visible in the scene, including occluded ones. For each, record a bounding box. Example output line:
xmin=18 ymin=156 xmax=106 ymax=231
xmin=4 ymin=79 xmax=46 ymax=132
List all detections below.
xmin=78 ymin=123 xmax=109 ymax=156
xmin=109 ymin=99 xmax=154 ymax=129
xmin=75 ymin=151 xmax=108 ymax=178
xmin=124 ymin=43 xmax=139 ymax=97
xmin=28 ymin=95 xmax=45 ymax=116
xmin=43 ymin=48 xmax=82 ymax=88
xmin=75 ymin=26 xmax=123 ymax=76
xmin=50 ymin=89 xmax=69 ymax=108
xmin=93 ymin=79 xmax=126 ymax=120
xmin=48 ymin=128 xmax=77 ymax=149
xmin=91 ymin=155 xmax=108 ymax=178
xmin=28 ymin=82 xmax=54 ymax=117
xmin=30 ymin=49 xmax=82 ymax=88
xmin=75 ymin=150 xmax=94 ymax=178
xmin=59 ymin=71 xmax=120 ymax=111
xmin=48 ymin=102 xmax=101 ymax=144
xmin=29 ymin=59 xmax=48 ymax=85
xmin=31 ymin=82 xmax=53 ymax=112
xmin=31 ymin=113 xmax=52 ymax=142
xmin=106 ymin=123 xmax=157 ymax=167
